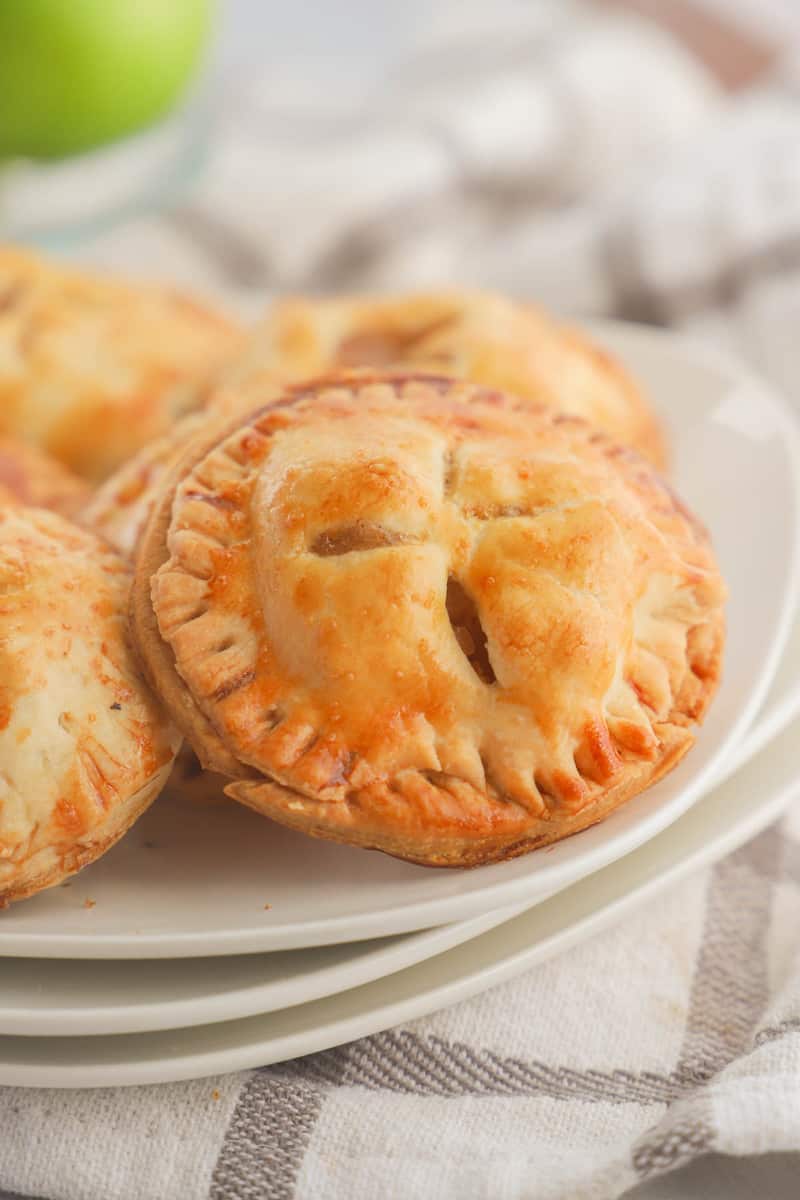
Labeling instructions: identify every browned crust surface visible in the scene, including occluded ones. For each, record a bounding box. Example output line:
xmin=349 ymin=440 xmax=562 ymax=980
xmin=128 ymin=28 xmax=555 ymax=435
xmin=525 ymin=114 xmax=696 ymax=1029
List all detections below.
xmin=0 ymin=244 xmax=243 ymax=481
xmin=132 ymin=371 xmax=724 ymax=868
xmin=0 ymin=506 xmax=180 ymax=904
xmin=208 ymin=291 xmax=668 ymax=470
xmin=0 ymin=435 xmax=90 ymax=517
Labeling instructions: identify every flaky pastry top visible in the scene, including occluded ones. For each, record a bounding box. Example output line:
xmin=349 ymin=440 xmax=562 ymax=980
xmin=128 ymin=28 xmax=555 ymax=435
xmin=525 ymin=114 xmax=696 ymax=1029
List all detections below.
xmin=0 ymin=245 xmax=242 ymax=481
xmin=209 ymin=290 xmax=666 ymax=468
xmin=0 ymin=507 xmax=179 ymax=902
xmin=81 ymin=413 xmax=209 ymax=558
xmin=138 ymin=374 xmax=724 ymax=866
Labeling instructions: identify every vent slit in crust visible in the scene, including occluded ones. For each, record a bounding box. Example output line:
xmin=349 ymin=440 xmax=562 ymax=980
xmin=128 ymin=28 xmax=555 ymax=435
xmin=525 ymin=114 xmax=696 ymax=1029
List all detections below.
xmin=311 ymin=522 xmax=419 ymax=556
xmin=445 ymin=576 xmax=496 ymax=685
xmin=210 ymin=668 xmax=256 ymax=703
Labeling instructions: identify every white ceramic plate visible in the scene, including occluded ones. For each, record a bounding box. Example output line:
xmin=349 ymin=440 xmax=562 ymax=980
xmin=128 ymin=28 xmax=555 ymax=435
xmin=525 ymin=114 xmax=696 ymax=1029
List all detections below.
xmin=0 ymin=904 xmax=522 ymax=1038
xmin=724 ymin=600 xmax=800 ymax=777
xmin=3 ymin=701 xmax=799 ymax=1087
xmin=3 ymin=593 xmax=800 ymax=1039
xmin=0 ymin=322 xmax=797 ymax=958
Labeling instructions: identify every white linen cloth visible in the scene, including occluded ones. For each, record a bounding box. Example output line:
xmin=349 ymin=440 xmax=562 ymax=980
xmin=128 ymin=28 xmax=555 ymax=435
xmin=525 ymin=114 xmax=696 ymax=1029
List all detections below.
xmin=2 ymin=3 xmax=800 ymax=1197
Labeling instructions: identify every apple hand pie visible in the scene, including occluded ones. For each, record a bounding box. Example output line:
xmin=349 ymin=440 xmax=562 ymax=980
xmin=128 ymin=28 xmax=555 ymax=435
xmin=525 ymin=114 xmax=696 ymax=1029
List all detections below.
xmin=0 ymin=245 xmax=242 ymax=481
xmin=131 ymin=373 xmax=724 ymax=868
xmin=87 ymin=283 xmax=666 ymax=564
xmin=0 ymin=507 xmax=180 ymax=904
xmin=208 ymin=290 xmax=667 ymax=468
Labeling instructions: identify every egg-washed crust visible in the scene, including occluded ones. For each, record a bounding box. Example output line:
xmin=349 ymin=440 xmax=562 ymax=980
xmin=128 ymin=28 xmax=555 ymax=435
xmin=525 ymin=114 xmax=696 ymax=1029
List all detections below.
xmin=0 ymin=435 xmax=90 ymax=517
xmin=82 ymin=384 xmax=291 ymax=559
xmin=87 ymin=286 xmax=666 ymax=563
xmin=133 ymin=372 xmax=724 ymax=868
xmin=0 ymin=245 xmax=243 ymax=482
xmin=208 ymin=291 xmax=667 ymax=470
xmin=0 ymin=507 xmax=180 ymax=905
xmin=0 ymin=768 xmax=173 ymax=907
xmin=132 ymin=409 xmax=264 ymax=778
xmin=81 ymin=412 xmax=210 ymax=558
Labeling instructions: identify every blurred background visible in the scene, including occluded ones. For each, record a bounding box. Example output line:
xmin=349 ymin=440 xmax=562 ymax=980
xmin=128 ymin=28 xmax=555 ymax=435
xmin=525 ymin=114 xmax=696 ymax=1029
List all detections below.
xmin=3 ymin=0 xmax=800 ymax=391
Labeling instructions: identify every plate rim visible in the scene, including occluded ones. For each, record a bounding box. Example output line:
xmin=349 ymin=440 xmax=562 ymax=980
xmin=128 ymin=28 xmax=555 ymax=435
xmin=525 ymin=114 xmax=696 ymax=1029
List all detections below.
xmin=0 ymin=903 xmax=524 ymax=1038
xmin=2 ymin=704 xmax=799 ymax=1086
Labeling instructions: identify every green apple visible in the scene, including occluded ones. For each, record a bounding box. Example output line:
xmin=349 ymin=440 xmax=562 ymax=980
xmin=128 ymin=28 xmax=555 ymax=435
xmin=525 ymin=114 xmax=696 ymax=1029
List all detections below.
xmin=0 ymin=0 xmax=213 ymax=159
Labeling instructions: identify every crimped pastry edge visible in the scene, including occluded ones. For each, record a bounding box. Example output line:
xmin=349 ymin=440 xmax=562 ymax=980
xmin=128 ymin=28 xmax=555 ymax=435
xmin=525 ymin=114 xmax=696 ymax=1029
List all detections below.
xmin=132 ymin=372 xmax=725 ymax=868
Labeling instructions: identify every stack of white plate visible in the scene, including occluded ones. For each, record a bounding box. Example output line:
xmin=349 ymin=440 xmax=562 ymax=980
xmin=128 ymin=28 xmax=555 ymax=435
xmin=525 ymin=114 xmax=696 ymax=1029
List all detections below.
xmin=3 ymin=323 xmax=800 ymax=1089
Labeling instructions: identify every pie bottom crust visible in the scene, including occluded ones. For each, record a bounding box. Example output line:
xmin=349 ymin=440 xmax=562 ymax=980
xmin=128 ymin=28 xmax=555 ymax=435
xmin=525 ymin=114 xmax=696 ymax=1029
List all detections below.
xmin=224 ymin=728 xmax=691 ymax=868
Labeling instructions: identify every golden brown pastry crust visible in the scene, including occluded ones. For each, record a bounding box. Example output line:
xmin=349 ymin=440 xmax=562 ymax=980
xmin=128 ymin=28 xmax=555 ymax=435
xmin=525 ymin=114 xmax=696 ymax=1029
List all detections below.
xmin=0 ymin=435 xmax=90 ymax=517
xmin=209 ymin=291 xmax=667 ymax=468
xmin=81 ymin=384 xmax=290 ymax=559
xmin=131 ymin=409 xmax=260 ymax=779
xmin=131 ymin=372 xmax=723 ymax=868
xmin=86 ymin=293 xmax=666 ymax=561
xmin=0 ymin=507 xmax=180 ymax=904
xmin=0 ymin=245 xmax=242 ymax=481
xmin=80 ymin=413 xmax=209 ymax=558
